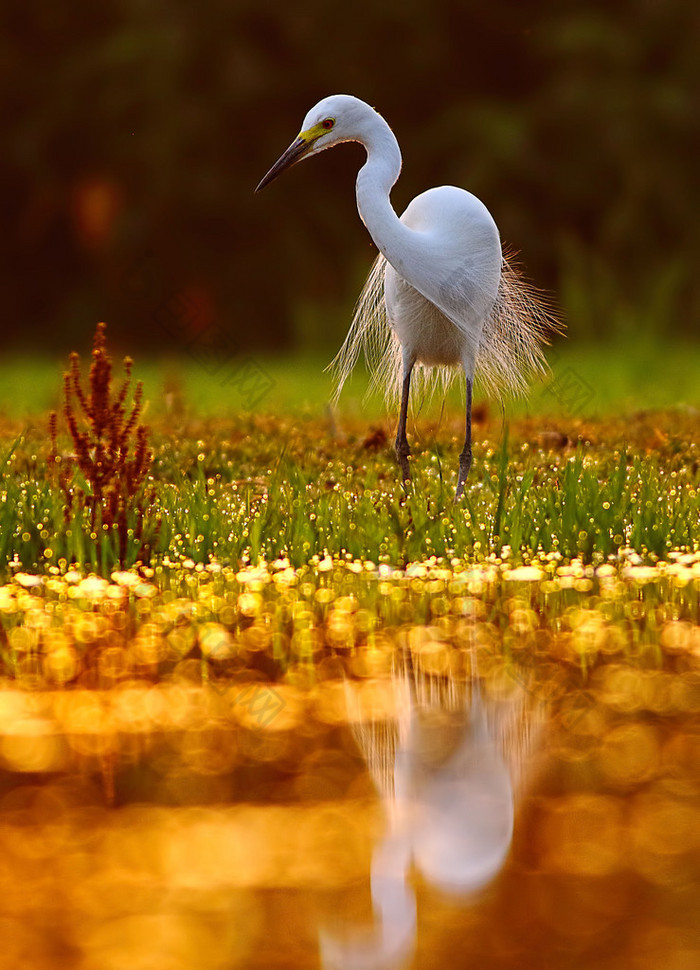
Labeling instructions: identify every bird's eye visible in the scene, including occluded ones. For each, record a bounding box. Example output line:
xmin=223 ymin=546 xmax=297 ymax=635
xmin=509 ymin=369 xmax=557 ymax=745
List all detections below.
xmin=321 ymin=118 xmax=335 ymax=130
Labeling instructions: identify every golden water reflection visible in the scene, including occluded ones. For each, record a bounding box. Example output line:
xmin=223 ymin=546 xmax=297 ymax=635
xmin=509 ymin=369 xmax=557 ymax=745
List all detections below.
xmin=0 ymin=664 xmax=697 ymax=968
xmin=0 ymin=557 xmax=699 ymax=967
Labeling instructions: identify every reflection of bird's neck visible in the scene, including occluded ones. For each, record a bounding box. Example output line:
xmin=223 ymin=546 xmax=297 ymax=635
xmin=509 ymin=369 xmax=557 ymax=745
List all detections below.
xmin=355 ymin=115 xmax=413 ymax=271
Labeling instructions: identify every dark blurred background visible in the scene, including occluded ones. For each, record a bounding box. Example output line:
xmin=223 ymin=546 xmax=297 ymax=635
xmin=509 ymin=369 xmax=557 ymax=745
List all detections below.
xmin=1 ymin=0 xmax=698 ymax=356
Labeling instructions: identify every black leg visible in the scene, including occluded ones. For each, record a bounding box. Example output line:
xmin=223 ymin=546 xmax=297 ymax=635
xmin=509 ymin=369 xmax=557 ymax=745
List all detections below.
xmin=395 ymin=364 xmax=413 ymax=482
xmin=455 ymin=377 xmax=473 ymax=500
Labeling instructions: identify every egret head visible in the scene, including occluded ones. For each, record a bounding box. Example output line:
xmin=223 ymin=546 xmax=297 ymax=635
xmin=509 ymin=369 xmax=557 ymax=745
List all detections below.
xmin=255 ymin=95 xmax=375 ymax=192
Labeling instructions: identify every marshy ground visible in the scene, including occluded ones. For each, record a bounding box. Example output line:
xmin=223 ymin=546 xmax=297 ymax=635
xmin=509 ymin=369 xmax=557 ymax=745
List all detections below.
xmin=0 ymin=340 xmax=698 ymax=969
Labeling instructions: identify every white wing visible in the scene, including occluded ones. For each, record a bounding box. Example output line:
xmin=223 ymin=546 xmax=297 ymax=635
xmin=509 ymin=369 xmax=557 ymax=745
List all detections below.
xmin=329 ymin=248 xmax=562 ymax=405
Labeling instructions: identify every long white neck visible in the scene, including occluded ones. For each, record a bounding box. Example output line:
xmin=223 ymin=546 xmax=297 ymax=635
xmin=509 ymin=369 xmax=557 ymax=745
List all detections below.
xmin=354 ymin=113 xmax=416 ymax=276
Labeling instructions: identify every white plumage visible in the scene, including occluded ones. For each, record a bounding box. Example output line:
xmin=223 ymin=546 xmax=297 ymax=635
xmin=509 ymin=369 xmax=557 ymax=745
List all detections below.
xmin=257 ymin=94 xmax=561 ymax=497
xmin=331 ymin=246 xmax=556 ymax=408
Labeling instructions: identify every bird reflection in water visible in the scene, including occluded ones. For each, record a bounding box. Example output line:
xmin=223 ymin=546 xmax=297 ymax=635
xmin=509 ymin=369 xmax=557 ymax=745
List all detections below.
xmin=320 ymin=663 xmax=542 ymax=969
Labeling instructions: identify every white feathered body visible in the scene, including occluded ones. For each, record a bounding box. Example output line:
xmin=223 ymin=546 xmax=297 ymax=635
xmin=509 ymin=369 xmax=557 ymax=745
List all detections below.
xmin=385 ymin=185 xmax=502 ymax=373
xmin=332 ymin=213 xmax=556 ymax=408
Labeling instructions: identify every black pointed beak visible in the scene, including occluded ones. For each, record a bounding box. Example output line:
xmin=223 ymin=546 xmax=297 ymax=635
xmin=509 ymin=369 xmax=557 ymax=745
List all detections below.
xmin=255 ymin=136 xmax=311 ymax=192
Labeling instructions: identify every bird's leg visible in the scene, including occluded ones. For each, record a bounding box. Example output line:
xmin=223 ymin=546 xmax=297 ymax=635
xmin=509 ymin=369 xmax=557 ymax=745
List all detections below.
xmin=395 ymin=365 xmax=413 ymax=482
xmin=455 ymin=377 xmax=473 ymax=501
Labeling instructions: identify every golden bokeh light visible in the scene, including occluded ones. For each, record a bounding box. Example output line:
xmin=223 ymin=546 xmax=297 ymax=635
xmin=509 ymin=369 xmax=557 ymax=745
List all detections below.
xmin=0 ymin=554 xmax=696 ymax=967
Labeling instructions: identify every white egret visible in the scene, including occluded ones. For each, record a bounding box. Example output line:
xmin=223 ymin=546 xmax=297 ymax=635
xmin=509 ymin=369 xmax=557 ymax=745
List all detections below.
xmin=256 ymin=95 xmax=559 ymax=498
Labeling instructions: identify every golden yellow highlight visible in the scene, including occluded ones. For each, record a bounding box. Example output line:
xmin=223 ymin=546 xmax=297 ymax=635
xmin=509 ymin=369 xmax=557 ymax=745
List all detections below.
xmin=0 ymin=554 xmax=697 ymax=966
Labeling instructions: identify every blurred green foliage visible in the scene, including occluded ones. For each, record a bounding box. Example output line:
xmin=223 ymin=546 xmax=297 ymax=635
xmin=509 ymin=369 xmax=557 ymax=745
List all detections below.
xmin=1 ymin=337 xmax=698 ymax=422
xmin=1 ymin=0 xmax=698 ymax=353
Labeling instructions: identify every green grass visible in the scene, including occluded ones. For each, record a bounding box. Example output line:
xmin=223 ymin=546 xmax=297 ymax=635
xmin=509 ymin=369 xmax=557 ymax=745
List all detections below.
xmin=1 ymin=411 xmax=698 ymax=575
xmin=1 ymin=335 xmax=698 ymax=422
xmin=0 ymin=337 xmax=698 ymax=576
